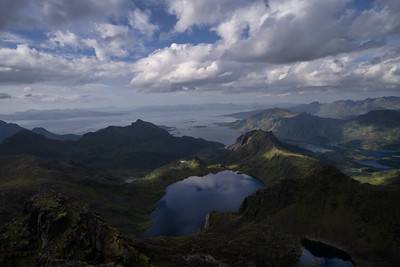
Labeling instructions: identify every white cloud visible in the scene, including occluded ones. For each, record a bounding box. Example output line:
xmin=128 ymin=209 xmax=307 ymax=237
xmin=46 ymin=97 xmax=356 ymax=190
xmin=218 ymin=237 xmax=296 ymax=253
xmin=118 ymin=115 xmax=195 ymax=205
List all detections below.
xmin=165 ymin=0 xmax=253 ymax=32
xmin=129 ymin=9 xmax=158 ymax=37
xmin=0 ymin=44 xmax=133 ymax=84
xmin=46 ymin=30 xmax=83 ymax=49
xmin=131 ymin=43 xmax=233 ymax=91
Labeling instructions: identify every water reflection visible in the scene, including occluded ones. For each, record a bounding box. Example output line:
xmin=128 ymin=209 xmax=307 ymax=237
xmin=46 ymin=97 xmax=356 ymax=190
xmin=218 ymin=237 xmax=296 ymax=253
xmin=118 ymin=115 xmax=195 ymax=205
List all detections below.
xmin=142 ymin=171 xmax=265 ymax=237
xmin=298 ymin=239 xmax=355 ymax=267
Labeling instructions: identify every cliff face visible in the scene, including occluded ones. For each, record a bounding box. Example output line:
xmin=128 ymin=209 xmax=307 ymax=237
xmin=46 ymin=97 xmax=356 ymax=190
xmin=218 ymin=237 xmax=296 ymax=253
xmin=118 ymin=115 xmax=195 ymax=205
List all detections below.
xmin=0 ymin=190 xmax=150 ymax=266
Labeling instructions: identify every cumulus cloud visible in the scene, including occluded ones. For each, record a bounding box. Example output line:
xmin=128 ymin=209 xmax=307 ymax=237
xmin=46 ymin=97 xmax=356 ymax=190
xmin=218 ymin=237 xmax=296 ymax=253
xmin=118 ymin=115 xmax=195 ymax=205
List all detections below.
xmin=165 ymin=0 xmax=252 ymax=33
xmin=45 ymin=30 xmax=83 ymax=49
xmin=128 ymin=0 xmax=400 ymax=97
xmin=129 ymin=9 xmax=159 ymax=37
xmin=0 ymin=92 xmax=12 ymax=99
xmin=130 ymin=39 xmax=400 ymax=94
xmin=0 ymin=0 xmax=129 ymax=30
xmin=131 ymin=43 xmax=234 ymax=91
xmin=0 ymin=0 xmax=399 ymax=104
xmin=83 ymin=23 xmax=133 ymax=60
xmin=0 ymin=44 xmax=133 ymax=84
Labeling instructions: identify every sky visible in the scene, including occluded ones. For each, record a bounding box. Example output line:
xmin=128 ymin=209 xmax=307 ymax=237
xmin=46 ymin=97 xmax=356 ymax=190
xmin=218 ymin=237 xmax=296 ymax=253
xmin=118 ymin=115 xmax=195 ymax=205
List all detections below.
xmin=0 ymin=0 xmax=399 ymax=113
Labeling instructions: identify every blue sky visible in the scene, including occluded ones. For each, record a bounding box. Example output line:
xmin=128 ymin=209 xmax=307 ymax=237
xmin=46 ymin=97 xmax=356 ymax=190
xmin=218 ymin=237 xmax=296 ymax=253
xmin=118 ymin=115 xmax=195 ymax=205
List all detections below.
xmin=0 ymin=0 xmax=399 ymax=112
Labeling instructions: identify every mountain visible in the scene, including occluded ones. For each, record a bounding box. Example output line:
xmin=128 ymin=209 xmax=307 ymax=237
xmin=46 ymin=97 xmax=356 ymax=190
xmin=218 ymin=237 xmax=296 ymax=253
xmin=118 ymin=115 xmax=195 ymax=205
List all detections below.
xmin=0 ymin=119 xmax=224 ymax=171
xmin=221 ymin=129 xmax=321 ymax=185
xmin=288 ymin=96 xmax=400 ymax=119
xmin=225 ymin=165 xmax=400 ymax=266
xmin=1 ymin=126 xmax=400 ymax=265
xmin=226 ymin=108 xmax=400 ymax=151
xmin=0 ymin=154 xmax=215 ymax=236
xmin=31 ymin=127 xmax=80 ymax=141
xmin=138 ymin=138 xmax=400 ymax=266
xmin=351 ymin=109 xmax=400 ymax=128
xmin=228 ymin=107 xmax=299 ymax=130
xmin=342 ymin=110 xmax=400 ymax=151
xmin=0 ymin=120 xmax=25 ymax=142
xmin=0 ymin=190 xmax=150 ymax=266
xmin=0 ymin=120 xmax=81 ymax=142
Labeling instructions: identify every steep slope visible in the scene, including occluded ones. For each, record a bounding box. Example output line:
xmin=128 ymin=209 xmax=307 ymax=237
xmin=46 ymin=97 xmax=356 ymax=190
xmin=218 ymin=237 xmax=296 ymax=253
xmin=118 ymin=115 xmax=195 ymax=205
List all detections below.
xmin=227 ymin=108 xmax=400 ymax=151
xmin=222 ymin=130 xmax=321 ymax=185
xmin=342 ymin=110 xmax=400 ymax=150
xmin=275 ymin=112 xmax=345 ymax=144
xmin=0 ymin=190 xmax=150 ymax=266
xmin=142 ymin=165 xmax=400 ymax=266
xmin=31 ymin=127 xmax=80 ymax=141
xmin=0 ymin=120 xmax=25 ymax=142
xmin=229 ymin=107 xmax=299 ymax=132
xmin=233 ymin=165 xmax=400 ymax=266
xmin=0 ymin=120 xmax=80 ymax=142
xmin=0 ymin=154 xmax=217 ymax=235
xmin=0 ymin=119 xmax=224 ymax=171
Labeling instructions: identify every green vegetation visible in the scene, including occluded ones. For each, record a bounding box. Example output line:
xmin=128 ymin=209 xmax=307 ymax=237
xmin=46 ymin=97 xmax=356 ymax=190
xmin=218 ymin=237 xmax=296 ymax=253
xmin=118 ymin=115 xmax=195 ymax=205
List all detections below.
xmin=1 ymin=117 xmax=400 ymax=266
xmin=197 ymin=165 xmax=400 ymax=266
xmin=288 ymin=96 xmax=400 ymax=119
xmin=221 ymin=129 xmax=320 ymax=185
xmin=0 ymin=155 xmax=224 ymax=236
xmin=350 ymin=169 xmax=400 ymax=185
xmin=226 ymin=108 xmax=400 ymax=152
xmin=0 ymin=190 xmax=151 ymax=266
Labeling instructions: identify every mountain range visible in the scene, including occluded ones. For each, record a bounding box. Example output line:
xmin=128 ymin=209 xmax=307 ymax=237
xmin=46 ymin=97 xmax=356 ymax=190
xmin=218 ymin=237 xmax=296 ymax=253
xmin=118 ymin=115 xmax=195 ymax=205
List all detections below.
xmin=0 ymin=120 xmax=80 ymax=142
xmin=138 ymin=130 xmax=400 ymax=266
xmin=0 ymin=119 xmax=224 ymax=171
xmin=227 ymin=108 xmax=400 ymax=151
xmin=0 ymin=110 xmax=399 ymax=265
xmin=287 ymin=96 xmax=400 ymax=119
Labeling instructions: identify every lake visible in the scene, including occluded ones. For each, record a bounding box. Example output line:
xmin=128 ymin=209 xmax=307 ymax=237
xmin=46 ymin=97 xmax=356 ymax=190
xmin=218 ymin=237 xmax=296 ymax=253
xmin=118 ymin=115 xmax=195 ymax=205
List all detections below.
xmin=298 ymin=239 xmax=355 ymax=267
xmin=141 ymin=170 xmax=266 ymax=237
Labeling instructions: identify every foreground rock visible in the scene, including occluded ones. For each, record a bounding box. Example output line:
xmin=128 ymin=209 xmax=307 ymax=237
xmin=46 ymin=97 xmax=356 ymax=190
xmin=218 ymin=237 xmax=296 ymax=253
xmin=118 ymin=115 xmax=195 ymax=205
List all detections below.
xmin=0 ymin=190 xmax=150 ymax=266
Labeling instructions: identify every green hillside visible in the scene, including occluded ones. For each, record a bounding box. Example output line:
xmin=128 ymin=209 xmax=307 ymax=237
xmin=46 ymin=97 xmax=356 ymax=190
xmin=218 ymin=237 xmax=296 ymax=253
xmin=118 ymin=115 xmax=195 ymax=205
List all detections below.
xmin=288 ymin=96 xmax=400 ymax=119
xmin=0 ymin=154 xmax=217 ymax=236
xmin=228 ymin=108 xmax=400 ymax=152
xmin=221 ymin=129 xmax=321 ymax=185
xmin=138 ymin=135 xmax=400 ymax=266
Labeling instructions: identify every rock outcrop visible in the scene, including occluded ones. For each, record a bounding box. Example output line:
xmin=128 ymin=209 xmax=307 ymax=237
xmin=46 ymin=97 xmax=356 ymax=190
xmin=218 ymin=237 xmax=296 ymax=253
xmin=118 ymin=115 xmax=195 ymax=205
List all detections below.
xmin=0 ymin=190 xmax=150 ymax=266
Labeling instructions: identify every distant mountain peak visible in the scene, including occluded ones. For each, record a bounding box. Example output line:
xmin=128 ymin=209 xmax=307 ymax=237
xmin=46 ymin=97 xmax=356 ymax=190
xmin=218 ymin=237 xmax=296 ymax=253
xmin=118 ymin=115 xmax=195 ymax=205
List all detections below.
xmin=230 ymin=129 xmax=283 ymax=152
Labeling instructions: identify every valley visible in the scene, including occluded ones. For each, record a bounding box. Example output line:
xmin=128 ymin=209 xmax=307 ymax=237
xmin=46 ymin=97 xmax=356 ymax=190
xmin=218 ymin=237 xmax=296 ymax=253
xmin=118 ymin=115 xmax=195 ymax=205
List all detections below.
xmin=0 ymin=97 xmax=399 ymax=266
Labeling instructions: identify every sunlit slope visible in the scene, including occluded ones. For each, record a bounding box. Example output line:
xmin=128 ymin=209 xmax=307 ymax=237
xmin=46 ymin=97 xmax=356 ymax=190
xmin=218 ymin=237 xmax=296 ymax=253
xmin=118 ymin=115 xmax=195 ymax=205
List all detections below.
xmin=221 ymin=129 xmax=321 ymax=185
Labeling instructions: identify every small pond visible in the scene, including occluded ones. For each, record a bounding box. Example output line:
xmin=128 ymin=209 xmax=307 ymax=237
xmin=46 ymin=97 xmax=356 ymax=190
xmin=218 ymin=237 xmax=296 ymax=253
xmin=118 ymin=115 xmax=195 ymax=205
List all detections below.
xmin=141 ymin=170 xmax=266 ymax=237
xmin=298 ymin=239 xmax=355 ymax=267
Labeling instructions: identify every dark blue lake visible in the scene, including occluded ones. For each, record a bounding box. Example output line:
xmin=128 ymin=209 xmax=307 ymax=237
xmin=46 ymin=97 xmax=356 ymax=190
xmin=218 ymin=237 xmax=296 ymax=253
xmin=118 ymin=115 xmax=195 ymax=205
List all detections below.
xmin=141 ymin=170 xmax=266 ymax=237
xmin=298 ymin=239 xmax=355 ymax=267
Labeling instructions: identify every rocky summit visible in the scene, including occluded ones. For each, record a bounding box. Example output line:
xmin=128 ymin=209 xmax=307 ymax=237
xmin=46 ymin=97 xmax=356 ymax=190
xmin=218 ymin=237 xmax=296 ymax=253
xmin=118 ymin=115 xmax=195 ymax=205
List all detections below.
xmin=0 ymin=190 xmax=150 ymax=267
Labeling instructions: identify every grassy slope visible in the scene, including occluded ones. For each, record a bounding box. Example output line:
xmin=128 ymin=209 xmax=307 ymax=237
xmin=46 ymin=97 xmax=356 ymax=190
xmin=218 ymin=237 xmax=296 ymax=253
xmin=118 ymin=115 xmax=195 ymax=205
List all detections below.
xmin=350 ymin=169 xmax=400 ymax=185
xmin=228 ymin=108 xmax=400 ymax=152
xmin=0 ymin=155 xmax=223 ymax=236
xmin=221 ymin=129 xmax=321 ymax=185
xmin=203 ymin=165 xmax=400 ymax=266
